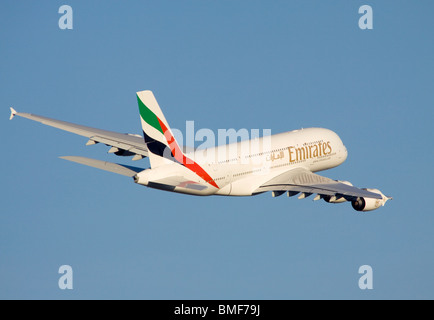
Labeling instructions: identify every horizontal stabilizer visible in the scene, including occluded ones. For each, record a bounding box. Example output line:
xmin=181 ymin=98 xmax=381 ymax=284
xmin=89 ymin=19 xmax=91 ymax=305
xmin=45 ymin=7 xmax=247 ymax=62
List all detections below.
xmin=60 ymin=156 xmax=144 ymax=177
xmin=150 ymin=176 xmax=208 ymax=191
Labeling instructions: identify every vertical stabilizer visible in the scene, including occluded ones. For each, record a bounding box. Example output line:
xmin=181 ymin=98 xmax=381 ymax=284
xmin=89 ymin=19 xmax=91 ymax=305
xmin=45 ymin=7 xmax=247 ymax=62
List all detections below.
xmin=136 ymin=90 xmax=219 ymax=189
xmin=136 ymin=90 xmax=181 ymax=168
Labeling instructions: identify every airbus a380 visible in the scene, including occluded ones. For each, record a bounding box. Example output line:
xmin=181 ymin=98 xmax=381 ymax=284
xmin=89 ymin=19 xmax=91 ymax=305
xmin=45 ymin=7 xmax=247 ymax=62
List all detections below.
xmin=10 ymin=90 xmax=391 ymax=212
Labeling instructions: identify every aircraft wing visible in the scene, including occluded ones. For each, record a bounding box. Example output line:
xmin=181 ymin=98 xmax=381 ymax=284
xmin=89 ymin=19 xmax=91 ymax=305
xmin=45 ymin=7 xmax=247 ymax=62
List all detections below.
xmin=254 ymin=167 xmax=382 ymax=200
xmin=10 ymin=108 xmax=148 ymax=160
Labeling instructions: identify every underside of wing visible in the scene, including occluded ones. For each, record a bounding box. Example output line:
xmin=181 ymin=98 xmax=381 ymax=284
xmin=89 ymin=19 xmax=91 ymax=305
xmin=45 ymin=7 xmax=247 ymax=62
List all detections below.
xmin=254 ymin=167 xmax=383 ymax=200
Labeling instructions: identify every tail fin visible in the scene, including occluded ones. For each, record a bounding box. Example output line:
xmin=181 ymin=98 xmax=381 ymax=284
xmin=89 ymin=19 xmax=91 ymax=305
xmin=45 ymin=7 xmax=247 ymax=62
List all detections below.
xmin=136 ymin=90 xmax=219 ymax=189
xmin=136 ymin=90 xmax=184 ymax=168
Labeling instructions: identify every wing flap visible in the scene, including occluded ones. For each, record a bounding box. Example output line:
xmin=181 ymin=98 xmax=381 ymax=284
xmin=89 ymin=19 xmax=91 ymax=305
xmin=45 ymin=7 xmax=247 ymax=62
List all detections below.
xmin=255 ymin=167 xmax=382 ymax=199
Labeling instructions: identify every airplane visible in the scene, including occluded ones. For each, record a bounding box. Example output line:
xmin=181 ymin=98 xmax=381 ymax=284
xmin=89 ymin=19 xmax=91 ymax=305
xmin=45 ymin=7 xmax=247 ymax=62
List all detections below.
xmin=9 ymin=90 xmax=392 ymax=212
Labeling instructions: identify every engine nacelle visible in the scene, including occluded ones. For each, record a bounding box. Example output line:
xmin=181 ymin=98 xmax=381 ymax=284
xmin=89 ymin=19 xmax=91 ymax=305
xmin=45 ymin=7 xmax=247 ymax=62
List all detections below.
xmin=114 ymin=149 xmax=136 ymax=157
xmin=351 ymin=188 xmax=390 ymax=212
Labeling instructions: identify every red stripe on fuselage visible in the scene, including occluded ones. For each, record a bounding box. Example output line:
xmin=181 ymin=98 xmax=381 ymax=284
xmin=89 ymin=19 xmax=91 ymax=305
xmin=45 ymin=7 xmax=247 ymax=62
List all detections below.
xmin=158 ymin=119 xmax=219 ymax=189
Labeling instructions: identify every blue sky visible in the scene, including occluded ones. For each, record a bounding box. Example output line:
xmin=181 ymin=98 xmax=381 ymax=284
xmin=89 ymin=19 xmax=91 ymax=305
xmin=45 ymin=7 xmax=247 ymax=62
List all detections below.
xmin=1 ymin=1 xmax=433 ymax=299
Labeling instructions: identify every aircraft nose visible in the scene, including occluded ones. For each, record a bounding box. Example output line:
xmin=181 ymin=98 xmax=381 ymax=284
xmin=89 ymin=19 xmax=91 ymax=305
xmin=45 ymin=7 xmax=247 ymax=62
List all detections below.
xmin=342 ymin=145 xmax=348 ymax=161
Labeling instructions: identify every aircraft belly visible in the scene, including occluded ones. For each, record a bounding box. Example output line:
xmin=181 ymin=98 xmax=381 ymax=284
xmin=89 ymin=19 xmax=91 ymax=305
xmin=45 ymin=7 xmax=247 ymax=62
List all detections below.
xmin=226 ymin=180 xmax=254 ymax=196
xmin=215 ymin=183 xmax=231 ymax=196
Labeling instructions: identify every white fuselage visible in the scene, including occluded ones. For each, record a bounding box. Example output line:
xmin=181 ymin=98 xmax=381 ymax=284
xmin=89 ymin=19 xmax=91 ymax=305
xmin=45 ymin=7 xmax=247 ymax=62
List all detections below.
xmin=135 ymin=127 xmax=348 ymax=196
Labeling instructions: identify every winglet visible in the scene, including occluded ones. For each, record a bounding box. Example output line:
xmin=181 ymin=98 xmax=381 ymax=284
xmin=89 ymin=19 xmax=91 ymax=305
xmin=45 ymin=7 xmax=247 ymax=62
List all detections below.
xmin=381 ymin=195 xmax=393 ymax=206
xmin=9 ymin=107 xmax=17 ymax=120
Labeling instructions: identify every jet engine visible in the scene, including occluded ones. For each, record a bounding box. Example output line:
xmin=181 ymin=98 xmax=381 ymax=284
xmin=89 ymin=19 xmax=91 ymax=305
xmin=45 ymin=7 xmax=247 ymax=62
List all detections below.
xmin=351 ymin=188 xmax=391 ymax=212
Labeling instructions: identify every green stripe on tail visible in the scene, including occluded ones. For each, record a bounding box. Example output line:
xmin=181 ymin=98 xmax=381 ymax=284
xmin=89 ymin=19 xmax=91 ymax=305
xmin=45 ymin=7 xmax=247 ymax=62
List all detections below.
xmin=137 ymin=94 xmax=164 ymax=135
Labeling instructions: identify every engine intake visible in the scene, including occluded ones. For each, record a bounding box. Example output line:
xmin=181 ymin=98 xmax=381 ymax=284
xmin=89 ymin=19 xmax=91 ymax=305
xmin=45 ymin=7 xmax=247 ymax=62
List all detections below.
xmin=351 ymin=188 xmax=391 ymax=212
